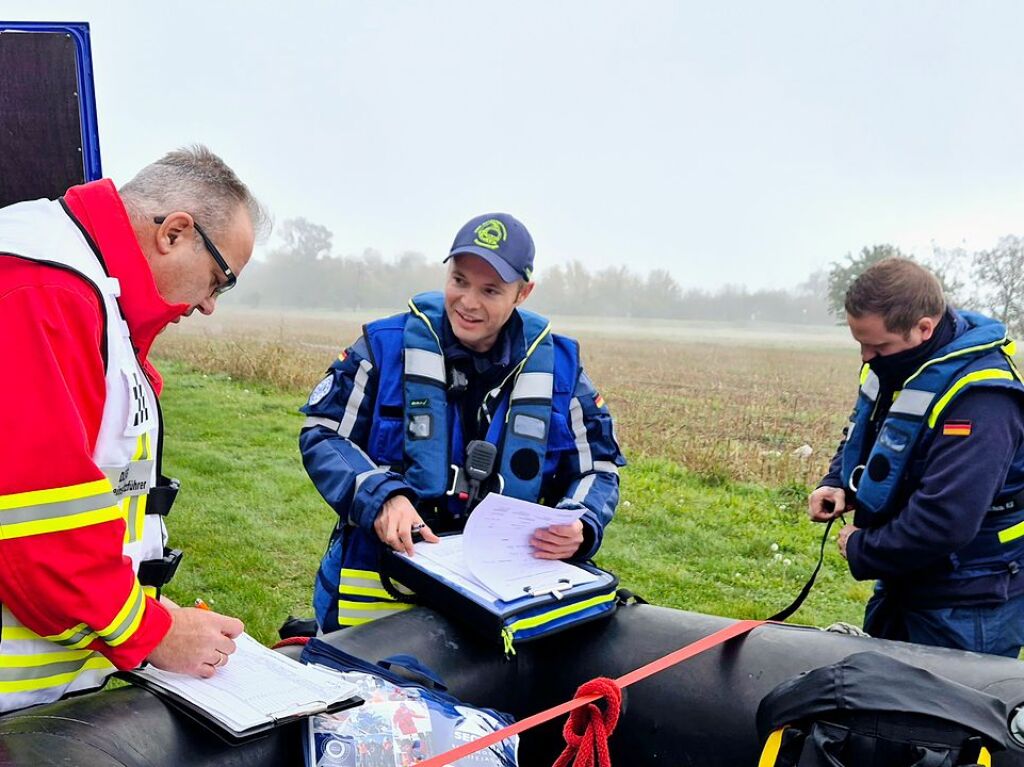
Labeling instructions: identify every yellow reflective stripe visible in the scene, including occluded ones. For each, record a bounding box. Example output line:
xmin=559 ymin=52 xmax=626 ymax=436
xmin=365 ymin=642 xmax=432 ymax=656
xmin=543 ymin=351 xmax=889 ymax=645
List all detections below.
xmin=0 ymin=502 xmax=123 ymax=540
xmin=0 ymin=479 xmax=111 ymax=511
xmin=340 ymin=585 xmax=395 ymax=599
xmin=859 ymin=363 xmax=870 ymax=385
xmin=97 ymin=580 xmax=146 ymax=647
xmin=904 ymin=337 xmax=1007 ymax=388
xmin=506 ymin=592 xmax=616 ymax=635
xmin=0 ymin=655 xmax=112 ymax=694
xmin=408 ymin=299 xmax=443 ymax=351
xmin=979 ymin=746 xmax=991 ymax=766
xmin=758 ymin=727 xmax=787 ymax=766
xmin=337 ymin=614 xmax=378 ymax=627
xmin=337 ymin=600 xmax=413 ymax=613
xmin=998 ymin=520 xmax=1024 ymax=544
xmin=927 ymin=369 xmax=1014 ymax=428
xmin=142 ymin=585 xmax=158 ymax=600
xmin=45 ymin=622 xmax=98 ymax=650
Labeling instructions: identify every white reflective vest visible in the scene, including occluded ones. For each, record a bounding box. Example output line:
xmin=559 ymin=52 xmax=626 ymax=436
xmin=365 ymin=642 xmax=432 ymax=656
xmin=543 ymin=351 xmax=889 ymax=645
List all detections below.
xmin=0 ymin=198 xmax=164 ymax=711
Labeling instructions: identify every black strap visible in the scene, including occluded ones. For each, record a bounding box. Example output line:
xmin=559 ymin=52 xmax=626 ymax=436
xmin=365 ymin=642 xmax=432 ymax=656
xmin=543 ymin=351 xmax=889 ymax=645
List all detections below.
xmin=138 ymin=547 xmax=183 ymax=588
xmin=769 ymin=518 xmax=835 ymax=622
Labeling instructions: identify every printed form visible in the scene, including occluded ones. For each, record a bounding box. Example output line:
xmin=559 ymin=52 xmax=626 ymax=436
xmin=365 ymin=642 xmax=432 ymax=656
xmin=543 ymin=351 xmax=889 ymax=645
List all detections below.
xmin=129 ymin=633 xmax=357 ymax=735
xmin=408 ymin=494 xmax=597 ymax=603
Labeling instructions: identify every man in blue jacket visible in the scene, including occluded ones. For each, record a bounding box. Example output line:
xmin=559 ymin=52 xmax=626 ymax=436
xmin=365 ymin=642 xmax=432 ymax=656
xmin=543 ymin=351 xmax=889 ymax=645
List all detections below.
xmin=809 ymin=257 xmax=1024 ymax=656
xmin=301 ymin=213 xmax=626 ymax=632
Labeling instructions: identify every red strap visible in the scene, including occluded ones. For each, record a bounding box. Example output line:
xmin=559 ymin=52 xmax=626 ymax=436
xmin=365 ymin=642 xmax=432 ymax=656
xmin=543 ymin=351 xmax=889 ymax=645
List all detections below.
xmin=414 ymin=619 xmax=764 ymax=767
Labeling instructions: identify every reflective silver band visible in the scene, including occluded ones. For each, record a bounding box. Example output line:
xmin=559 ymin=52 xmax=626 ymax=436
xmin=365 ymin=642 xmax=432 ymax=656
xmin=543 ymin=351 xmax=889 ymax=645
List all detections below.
xmin=861 ymin=370 xmax=880 ymax=402
xmin=354 ymin=467 xmax=390 ymax=493
xmin=889 ymin=389 xmax=936 ymax=418
xmin=339 ymin=360 xmax=373 ymax=438
xmin=100 ymin=586 xmax=144 ymax=645
xmin=0 ymin=491 xmax=117 ymax=526
xmin=303 ymin=416 xmax=343 ymax=433
xmin=51 ymin=625 xmax=96 ymax=648
xmin=593 ymin=460 xmax=620 ymax=475
xmin=404 ymin=348 xmax=445 ymax=383
xmin=569 ymin=397 xmax=594 ymax=473
xmin=571 ymin=474 xmax=597 ymax=503
xmin=511 ymin=372 xmax=554 ymax=402
xmin=0 ymin=653 xmax=102 ymax=682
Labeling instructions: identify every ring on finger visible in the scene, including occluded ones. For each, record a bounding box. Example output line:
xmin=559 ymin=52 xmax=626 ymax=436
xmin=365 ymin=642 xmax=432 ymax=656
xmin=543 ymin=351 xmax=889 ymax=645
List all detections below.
xmin=410 ymin=522 xmax=426 ymax=533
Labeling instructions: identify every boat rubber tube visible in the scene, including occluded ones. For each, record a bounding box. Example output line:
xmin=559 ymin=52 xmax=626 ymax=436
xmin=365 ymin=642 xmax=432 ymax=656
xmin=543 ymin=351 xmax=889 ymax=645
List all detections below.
xmin=1 ymin=605 xmax=1023 ymax=766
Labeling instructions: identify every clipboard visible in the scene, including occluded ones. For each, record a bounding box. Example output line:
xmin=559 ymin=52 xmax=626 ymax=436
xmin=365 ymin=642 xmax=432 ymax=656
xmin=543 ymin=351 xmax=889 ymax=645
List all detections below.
xmin=120 ymin=633 xmax=363 ymax=742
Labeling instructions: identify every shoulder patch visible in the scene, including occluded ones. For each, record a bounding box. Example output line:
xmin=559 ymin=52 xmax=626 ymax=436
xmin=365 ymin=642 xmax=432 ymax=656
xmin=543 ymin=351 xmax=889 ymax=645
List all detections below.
xmin=307 ymin=374 xmax=334 ymax=407
xmin=942 ymin=419 xmax=972 ymax=437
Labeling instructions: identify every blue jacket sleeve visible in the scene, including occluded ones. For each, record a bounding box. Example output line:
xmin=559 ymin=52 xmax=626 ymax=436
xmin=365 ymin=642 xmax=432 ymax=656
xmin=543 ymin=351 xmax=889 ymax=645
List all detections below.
xmin=846 ymin=388 xmax=1024 ymax=580
xmin=556 ymin=369 xmax=627 ymax=559
xmin=299 ymin=337 xmax=415 ymax=531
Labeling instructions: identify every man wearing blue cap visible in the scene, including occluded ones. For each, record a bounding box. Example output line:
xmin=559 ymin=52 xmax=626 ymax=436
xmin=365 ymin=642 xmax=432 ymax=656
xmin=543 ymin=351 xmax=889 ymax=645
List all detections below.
xmin=299 ymin=213 xmax=626 ymax=633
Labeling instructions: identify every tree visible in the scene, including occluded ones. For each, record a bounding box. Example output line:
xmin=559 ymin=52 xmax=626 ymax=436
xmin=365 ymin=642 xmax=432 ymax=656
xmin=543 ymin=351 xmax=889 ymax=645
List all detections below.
xmin=972 ymin=235 xmax=1024 ymax=337
xmin=267 ymin=217 xmax=333 ymax=263
xmin=826 ymin=244 xmax=907 ymax=319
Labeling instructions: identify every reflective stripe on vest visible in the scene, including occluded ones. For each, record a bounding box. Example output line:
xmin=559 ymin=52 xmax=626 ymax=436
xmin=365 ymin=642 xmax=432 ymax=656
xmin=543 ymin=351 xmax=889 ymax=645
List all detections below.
xmin=336 ymin=568 xmax=413 ymax=626
xmin=0 ymin=199 xmax=163 ymax=711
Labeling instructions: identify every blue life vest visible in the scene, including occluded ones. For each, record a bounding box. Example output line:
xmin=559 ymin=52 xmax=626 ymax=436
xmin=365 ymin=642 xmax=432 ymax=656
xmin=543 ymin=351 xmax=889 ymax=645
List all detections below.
xmin=840 ymin=311 xmax=1024 ymax=583
xmin=364 ymin=291 xmax=578 ymax=512
xmin=314 ymin=294 xmax=581 ymax=631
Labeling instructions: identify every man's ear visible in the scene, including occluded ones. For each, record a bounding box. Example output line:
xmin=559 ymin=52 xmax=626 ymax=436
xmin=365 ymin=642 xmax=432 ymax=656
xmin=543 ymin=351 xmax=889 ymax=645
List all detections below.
xmin=153 ymin=211 xmax=195 ymax=254
xmin=515 ymin=281 xmax=535 ymax=305
xmin=917 ymin=315 xmax=938 ymax=341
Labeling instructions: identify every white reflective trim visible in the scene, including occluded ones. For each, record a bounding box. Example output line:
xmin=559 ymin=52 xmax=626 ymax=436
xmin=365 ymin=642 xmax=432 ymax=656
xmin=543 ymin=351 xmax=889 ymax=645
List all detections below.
xmin=861 ymin=370 xmax=880 ymax=402
xmin=405 ymin=348 xmax=445 ymax=383
xmin=889 ymin=389 xmax=936 ymax=418
xmin=511 ymin=372 xmax=554 ymax=402
xmin=302 ymin=416 xmax=342 ymax=433
xmin=339 ymin=360 xmax=372 ymax=438
xmin=593 ymin=460 xmax=620 ymax=475
xmin=354 ymin=467 xmax=390 ymax=493
xmin=571 ymin=474 xmax=597 ymax=503
xmin=569 ymin=397 xmax=593 ymax=473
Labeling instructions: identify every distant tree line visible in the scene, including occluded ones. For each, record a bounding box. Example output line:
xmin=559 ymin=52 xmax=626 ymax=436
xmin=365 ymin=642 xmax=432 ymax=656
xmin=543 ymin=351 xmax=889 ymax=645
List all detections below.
xmin=236 ymin=217 xmax=1024 ymax=331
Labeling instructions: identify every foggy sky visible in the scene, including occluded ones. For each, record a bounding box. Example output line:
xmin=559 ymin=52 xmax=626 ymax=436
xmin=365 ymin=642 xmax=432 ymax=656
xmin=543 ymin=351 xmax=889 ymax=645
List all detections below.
xmin=6 ymin=2 xmax=1024 ymax=290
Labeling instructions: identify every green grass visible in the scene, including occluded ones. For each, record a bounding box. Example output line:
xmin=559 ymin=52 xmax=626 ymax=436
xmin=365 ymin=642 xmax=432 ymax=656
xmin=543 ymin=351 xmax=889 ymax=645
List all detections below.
xmin=155 ymin=361 xmax=870 ymax=645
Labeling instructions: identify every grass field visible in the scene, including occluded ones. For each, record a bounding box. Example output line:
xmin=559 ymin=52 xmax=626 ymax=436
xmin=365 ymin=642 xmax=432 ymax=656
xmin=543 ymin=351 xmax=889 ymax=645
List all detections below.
xmin=153 ymin=307 xmax=874 ymax=646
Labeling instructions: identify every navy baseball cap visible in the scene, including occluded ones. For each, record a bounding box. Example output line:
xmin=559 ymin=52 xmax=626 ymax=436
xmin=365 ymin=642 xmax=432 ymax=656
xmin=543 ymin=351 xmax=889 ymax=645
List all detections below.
xmin=444 ymin=213 xmax=535 ymax=283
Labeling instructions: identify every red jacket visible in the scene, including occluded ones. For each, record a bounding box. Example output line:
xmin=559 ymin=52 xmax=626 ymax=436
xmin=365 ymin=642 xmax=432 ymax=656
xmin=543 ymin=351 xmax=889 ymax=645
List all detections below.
xmin=0 ymin=179 xmax=189 ymax=670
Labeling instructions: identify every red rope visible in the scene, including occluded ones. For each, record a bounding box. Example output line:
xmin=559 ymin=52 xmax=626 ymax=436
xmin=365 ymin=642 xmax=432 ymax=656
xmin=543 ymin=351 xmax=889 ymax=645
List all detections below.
xmin=413 ymin=618 xmax=764 ymax=767
xmin=551 ymin=678 xmax=621 ymax=767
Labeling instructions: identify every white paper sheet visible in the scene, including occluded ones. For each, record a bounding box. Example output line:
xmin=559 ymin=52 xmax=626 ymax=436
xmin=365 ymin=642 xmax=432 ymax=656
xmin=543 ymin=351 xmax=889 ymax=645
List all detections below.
xmin=129 ymin=633 xmax=357 ymax=734
xmin=462 ymin=494 xmax=597 ymax=602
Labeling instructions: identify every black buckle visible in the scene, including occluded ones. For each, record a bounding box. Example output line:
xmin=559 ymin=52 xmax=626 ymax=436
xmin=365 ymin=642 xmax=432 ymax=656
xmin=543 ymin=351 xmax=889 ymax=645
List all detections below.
xmin=146 ymin=476 xmax=180 ymax=517
xmin=138 ymin=547 xmax=183 ymax=588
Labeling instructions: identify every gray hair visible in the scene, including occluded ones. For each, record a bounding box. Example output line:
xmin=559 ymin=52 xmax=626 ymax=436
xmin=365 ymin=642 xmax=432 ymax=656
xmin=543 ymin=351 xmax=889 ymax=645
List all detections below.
xmin=119 ymin=145 xmax=271 ymax=242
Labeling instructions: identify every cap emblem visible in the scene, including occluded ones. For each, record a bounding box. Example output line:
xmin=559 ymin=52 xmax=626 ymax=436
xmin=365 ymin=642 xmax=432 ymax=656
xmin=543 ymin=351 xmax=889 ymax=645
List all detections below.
xmin=473 ymin=219 xmax=508 ymax=251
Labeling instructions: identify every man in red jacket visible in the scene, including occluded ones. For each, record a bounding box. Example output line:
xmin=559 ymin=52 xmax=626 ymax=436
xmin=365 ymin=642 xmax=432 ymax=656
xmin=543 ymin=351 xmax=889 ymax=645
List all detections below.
xmin=0 ymin=145 xmax=267 ymax=712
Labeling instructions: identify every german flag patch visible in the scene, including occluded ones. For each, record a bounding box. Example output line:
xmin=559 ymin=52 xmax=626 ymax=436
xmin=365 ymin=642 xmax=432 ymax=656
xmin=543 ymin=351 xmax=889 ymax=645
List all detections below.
xmin=594 ymin=393 xmax=606 ymax=409
xmin=942 ymin=420 xmax=972 ymax=437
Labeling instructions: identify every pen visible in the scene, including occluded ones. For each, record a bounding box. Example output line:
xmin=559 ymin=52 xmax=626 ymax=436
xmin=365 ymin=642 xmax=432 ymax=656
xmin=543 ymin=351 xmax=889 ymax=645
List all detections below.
xmin=194 ymin=598 xmax=211 ymax=611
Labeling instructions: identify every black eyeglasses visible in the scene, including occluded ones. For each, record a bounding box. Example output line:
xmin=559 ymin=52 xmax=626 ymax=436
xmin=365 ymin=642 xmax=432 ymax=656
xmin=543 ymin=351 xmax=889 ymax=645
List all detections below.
xmin=153 ymin=215 xmax=237 ymax=295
